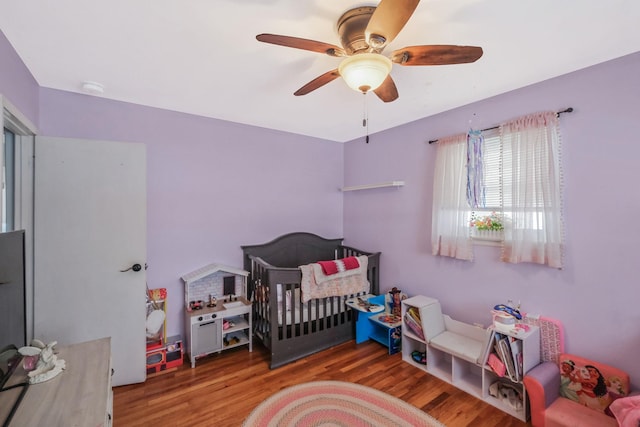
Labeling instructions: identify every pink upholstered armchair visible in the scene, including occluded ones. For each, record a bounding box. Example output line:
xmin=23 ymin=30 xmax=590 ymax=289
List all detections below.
xmin=523 ymin=353 xmax=631 ymax=427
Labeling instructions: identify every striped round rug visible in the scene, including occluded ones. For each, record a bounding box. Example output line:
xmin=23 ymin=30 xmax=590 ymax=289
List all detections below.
xmin=243 ymin=380 xmax=445 ymax=427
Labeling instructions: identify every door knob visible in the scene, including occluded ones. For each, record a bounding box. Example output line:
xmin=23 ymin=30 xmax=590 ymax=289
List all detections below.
xmin=120 ymin=263 xmax=146 ymax=272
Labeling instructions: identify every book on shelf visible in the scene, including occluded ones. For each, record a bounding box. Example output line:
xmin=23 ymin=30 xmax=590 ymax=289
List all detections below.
xmin=508 ymin=336 xmax=523 ymax=381
xmin=407 ymin=307 xmax=422 ymax=324
xmin=404 ymin=308 xmax=425 ymax=340
xmin=492 ymin=332 xmax=517 ymax=382
xmin=487 ymin=352 xmax=506 ymax=377
xmin=498 ymin=338 xmax=518 ymax=382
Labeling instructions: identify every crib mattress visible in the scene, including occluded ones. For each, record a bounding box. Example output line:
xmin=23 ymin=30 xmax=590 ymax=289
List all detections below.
xmin=275 ymin=298 xmax=346 ymax=326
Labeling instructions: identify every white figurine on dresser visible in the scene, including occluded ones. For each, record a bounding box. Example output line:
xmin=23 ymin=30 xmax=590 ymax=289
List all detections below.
xmin=28 ymin=341 xmax=66 ymax=384
xmin=19 ymin=339 xmax=67 ymax=384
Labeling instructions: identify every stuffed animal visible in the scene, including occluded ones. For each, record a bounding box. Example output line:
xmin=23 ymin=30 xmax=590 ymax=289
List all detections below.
xmin=489 ymin=380 xmax=523 ymax=411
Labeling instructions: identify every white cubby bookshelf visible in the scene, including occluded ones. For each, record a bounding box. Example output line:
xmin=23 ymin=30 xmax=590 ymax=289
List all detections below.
xmin=401 ymin=295 xmax=540 ymax=422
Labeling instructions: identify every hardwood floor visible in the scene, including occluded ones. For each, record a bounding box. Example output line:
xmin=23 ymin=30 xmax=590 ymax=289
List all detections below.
xmin=114 ymin=340 xmax=530 ymax=426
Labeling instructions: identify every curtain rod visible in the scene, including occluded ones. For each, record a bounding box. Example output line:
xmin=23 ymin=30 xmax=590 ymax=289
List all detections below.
xmin=427 ymin=107 xmax=574 ymax=144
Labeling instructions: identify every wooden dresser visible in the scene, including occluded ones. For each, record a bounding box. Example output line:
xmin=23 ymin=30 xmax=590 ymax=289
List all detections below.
xmin=0 ymin=337 xmax=113 ymax=426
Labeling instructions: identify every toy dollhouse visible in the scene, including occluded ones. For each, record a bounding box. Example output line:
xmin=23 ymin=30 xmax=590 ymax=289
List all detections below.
xmin=180 ymin=263 xmax=252 ymax=367
xmin=181 ymin=263 xmax=249 ymax=308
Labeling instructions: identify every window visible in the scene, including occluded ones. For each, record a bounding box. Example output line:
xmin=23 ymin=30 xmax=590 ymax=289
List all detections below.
xmin=468 ymin=130 xmax=505 ymax=241
xmin=1 ymin=95 xmax=37 ymax=234
xmin=2 ymin=127 xmax=15 ymax=232
xmin=432 ymin=111 xmax=564 ymax=268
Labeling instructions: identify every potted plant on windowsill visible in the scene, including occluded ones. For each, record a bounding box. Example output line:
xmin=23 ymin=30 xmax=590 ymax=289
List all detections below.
xmin=470 ymin=212 xmax=504 ymax=241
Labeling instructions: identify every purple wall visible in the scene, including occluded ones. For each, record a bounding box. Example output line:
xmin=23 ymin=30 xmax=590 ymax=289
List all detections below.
xmin=0 ymin=31 xmax=39 ymax=124
xmin=36 ymin=89 xmax=344 ymax=337
xmin=344 ymin=51 xmax=640 ymax=387
xmin=2 ymin=28 xmax=344 ymax=348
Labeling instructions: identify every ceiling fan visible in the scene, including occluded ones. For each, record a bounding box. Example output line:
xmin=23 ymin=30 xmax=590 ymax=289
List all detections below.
xmin=256 ymin=0 xmax=483 ymax=103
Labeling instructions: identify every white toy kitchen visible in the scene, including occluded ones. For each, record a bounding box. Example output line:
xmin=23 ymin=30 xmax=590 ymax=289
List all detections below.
xmin=181 ymin=263 xmax=252 ymax=368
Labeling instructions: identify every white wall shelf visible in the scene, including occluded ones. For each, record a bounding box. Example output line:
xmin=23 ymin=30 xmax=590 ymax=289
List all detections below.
xmin=340 ymin=181 xmax=405 ymax=192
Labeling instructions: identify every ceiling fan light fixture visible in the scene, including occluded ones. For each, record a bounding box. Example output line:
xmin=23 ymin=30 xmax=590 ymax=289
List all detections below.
xmin=338 ymin=53 xmax=392 ymax=93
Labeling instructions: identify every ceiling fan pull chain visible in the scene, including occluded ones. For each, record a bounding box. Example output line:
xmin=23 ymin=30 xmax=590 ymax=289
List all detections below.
xmin=362 ymin=92 xmax=367 ymax=127
xmin=363 ymin=93 xmax=370 ymax=143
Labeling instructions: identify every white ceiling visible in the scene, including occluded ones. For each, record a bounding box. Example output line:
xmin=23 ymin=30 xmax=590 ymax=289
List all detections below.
xmin=1 ymin=0 xmax=639 ymax=142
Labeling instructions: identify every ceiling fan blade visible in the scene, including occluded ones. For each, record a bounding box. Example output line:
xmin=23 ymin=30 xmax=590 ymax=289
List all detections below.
xmin=374 ymin=75 xmax=399 ymax=103
xmin=294 ymin=69 xmax=341 ymax=96
xmin=391 ymin=45 xmax=483 ymax=66
xmin=365 ymin=0 xmax=420 ymax=49
xmin=256 ymin=34 xmax=346 ymax=57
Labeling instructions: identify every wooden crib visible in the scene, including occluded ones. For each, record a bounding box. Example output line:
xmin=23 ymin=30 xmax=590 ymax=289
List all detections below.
xmin=241 ymin=232 xmax=380 ymax=369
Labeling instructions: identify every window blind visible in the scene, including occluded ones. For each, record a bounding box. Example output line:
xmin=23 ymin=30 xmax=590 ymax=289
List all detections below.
xmin=471 ymin=130 xmax=503 ymax=218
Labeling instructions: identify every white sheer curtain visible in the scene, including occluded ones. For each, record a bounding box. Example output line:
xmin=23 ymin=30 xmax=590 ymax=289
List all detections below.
xmin=500 ymin=111 xmax=564 ymax=268
xmin=431 ymin=133 xmax=473 ymax=260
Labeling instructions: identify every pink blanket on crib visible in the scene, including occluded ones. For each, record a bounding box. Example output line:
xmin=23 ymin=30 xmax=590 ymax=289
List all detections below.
xmin=300 ymin=255 xmax=369 ymax=303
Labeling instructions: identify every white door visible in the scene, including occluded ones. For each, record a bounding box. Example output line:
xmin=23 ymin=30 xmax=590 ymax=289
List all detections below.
xmin=34 ymin=136 xmax=146 ymax=386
